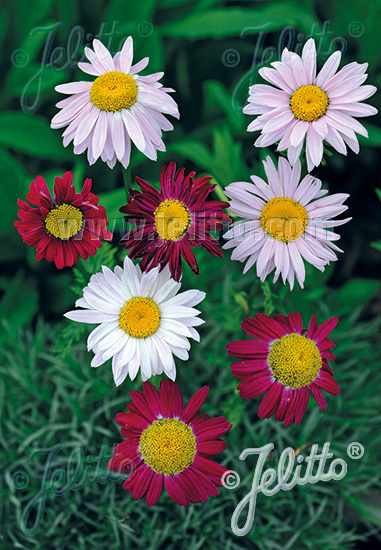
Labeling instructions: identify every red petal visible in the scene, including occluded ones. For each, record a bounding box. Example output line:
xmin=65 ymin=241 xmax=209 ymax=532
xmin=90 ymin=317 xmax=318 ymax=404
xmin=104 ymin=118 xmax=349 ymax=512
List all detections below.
xmin=257 ymin=381 xmax=283 ymax=419
xmin=146 ymin=472 xmax=163 ymax=506
xmin=164 ymin=474 xmax=190 ymax=506
xmin=181 ymin=386 xmax=209 ymax=424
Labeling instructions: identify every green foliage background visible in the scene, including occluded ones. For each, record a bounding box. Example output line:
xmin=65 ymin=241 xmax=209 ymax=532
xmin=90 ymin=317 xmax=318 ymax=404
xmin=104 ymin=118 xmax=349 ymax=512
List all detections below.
xmin=0 ymin=0 xmax=380 ymax=548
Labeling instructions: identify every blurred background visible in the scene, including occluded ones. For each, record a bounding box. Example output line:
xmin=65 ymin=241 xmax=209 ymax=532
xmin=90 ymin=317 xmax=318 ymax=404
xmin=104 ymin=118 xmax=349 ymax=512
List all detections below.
xmin=1 ymin=0 xmax=380 ymax=548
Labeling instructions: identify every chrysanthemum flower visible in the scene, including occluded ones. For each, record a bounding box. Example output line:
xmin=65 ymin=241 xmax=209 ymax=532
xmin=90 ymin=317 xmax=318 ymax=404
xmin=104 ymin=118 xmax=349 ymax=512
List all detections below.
xmin=223 ymin=156 xmax=351 ymax=289
xmin=14 ymin=171 xmax=112 ymax=268
xmin=64 ymin=256 xmax=205 ymax=385
xmin=227 ymin=312 xmax=340 ymax=427
xmin=108 ymin=379 xmax=232 ymax=506
xmin=244 ymin=38 xmax=377 ymax=171
xmin=120 ymin=161 xmax=232 ymax=282
xmin=51 ymin=37 xmax=179 ymax=169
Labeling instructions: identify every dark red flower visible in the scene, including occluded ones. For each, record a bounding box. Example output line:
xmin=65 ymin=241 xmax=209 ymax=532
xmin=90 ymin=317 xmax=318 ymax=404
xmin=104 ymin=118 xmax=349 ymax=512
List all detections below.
xmin=15 ymin=171 xmax=112 ymax=268
xmin=226 ymin=312 xmax=341 ymax=427
xmin=120 ymin=162 xmax=232 ymax=281
xmin=108 ymin=380 xmax=232 ymax=506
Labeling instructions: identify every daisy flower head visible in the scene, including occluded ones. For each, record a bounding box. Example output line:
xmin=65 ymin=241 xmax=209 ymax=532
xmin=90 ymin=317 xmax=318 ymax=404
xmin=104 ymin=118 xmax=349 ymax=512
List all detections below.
xmin=244 ymin=38 xmax=377 ymax=171
xmin=51 ymin=37 xmax=179 ymax=169
xmin=14 ymin=171 xmax=112 ymax=269
xmin=120 ymin=161 xmax=232 ymax=282
xmin=223 ymin=156 xmax=351 ymax=290
xmin=227 ymin=312 xmax=340 ymax=427
xmin=108 ymin=380 xmax=232 ymax=506
xmin=64 ymin=256 xmax=205 ymax=385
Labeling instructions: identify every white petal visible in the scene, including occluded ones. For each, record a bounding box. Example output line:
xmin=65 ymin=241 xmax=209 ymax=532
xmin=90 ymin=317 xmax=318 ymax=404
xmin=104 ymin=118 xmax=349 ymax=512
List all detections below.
xmin=64 ymin=310 xmax=117 ymax=323
xmin=131 ymin=57 xmax=149 ymax=74
xmin=315 ymin=51 xmax=341 ymax=87
xmin=111 ymin=112 xmax=125 ymax=161
xmin=93 ymin=39 xmax=115 ymax=72
xmin=119 ymin=36 xmax=133 ymax=73
xmin=122 ymin=109 xmax=145 ymax=152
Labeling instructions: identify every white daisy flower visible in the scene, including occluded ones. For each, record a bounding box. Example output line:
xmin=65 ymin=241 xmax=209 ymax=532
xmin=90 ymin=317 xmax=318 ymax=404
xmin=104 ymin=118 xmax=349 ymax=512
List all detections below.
xmin=244 ymin=38 xmax=377 ymax=171
xmin=64 ymin=256 xmax=205 ymax=385
xmin=51 ymin=37 xmax=179 ymax=169
xmin=223 ymin=156 xmax=351 ymax=290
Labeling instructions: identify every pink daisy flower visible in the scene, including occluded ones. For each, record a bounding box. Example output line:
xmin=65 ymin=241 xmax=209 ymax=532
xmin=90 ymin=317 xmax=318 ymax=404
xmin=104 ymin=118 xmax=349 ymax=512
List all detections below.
xmin=223 ymin=156 xmax=351 ymax=289
xmin=51 ymin=37 xmax=179 ymax=169
xmin=120 ymin=161 xmax=232 ymax=282
xmin=227 ymin=312 xmax=341 ymax=427
xmin=14 ymin=171 xmax=112 ymax=268
xmin=108 ymin=380 xmax=232 ymax=506
xmin=245 ymin=38 xmax=377 ymax=171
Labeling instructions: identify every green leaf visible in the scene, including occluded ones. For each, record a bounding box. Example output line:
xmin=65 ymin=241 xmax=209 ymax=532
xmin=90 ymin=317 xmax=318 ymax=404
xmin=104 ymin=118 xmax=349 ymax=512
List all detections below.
xmin=204 ymin=81 xmax=244 ymax=132
xmin=360 ymin=124 xmax=381 ymax=147
xmin=106 ymin=0 xmax=157 ymax=23
xmin=57 ymin=0 xmax=79 ymax=30
xmin=98 ymin=187 xmax=126 ymax=221
xmin=16 ymin=0 xmax=55 ymax=39
xmin=133 ymin=32 xmax=164 ymax=73
xmin=166 ymin=140 xmax=213 ymax=170
xmin=166 ymin=127 xmax=246 ymax=185
xmin=55 ymin=320 xmax=87 ymax=358
xmin=328 ymin=279 xmax=379 ymax=316
xmin=0 ymin=9 xmax=9 ymax=43
xmin=160 ymin=4 xmax=315 ymax=38
xmin=0 ymin=112 xmax=73 ymax=159
xmin=0 ymin=147 xmax=29 ymax=235
xmin=6 ymin=20 xmax=69 ymax=99
xmin=7 ymin=64 xmax=68 ymax=99
xmin=210 ymin=126 xmax=245 ymax=184
xmin=0 ymin=272 xmax=38 ymax=344
xmin=0 ymin=230 xmax=26 ymax=261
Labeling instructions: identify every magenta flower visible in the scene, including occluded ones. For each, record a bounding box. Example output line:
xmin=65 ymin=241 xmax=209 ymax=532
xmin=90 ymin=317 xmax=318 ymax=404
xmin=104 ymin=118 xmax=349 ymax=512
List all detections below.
xmin=108 ymin=380 xmax=232 ymax=506
xmin=227 ymin=312 xmax=341 ymax=427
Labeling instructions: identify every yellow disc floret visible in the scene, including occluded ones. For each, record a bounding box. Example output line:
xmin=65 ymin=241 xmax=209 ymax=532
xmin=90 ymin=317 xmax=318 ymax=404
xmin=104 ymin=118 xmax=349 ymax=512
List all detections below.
xmin=268 ymin=333 xmax=322 ymax=388
xmin=44 ymin=203 xmax=83 ymax=240
xmin=90 ymin=71 xmax=138 ymax=112
xmin=139 ymin=418 xmax=197 ymax=475
xmin=260 ymin=197 xmax=308 ymax=242
xmin=290 ymin=85 xmax=329 ymax=122
xmin=154 ymin=199 xmax=191 ymax=241
xmin=119 ymin=297 xmax=160 ymax=338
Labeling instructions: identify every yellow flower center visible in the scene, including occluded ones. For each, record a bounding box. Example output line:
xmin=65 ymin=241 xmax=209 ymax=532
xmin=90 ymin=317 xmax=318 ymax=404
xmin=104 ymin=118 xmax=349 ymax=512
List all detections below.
xmin=290 ymin=84 xmax=329 ymax=122
xmin=268 ymin=333 xmax=322 ymax=388
xmin=119 ymin=297 xmax=160 ymax=338
xmin=90 ymin=71 xmax=138 ymax=112
xmin=44 ymin=204 xmax=83 ymax=240
xmin=260 ymin=197 xmax=308 ymax=242
xmin=139 ymin=418 xmax=197 ymax=475
xmin=154 ymin=199 xmax=191 ymax=241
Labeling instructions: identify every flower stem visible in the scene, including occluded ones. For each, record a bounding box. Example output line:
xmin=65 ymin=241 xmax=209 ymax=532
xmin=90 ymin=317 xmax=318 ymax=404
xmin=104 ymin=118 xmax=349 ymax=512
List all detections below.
xmin=261 ymin=281 xmax=275 ymax=316
xmin=123 ymin=167 xmax=132 ymax=200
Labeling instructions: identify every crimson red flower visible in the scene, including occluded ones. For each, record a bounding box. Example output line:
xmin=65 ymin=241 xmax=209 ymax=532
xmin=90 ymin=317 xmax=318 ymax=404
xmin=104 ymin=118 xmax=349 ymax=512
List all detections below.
xmin=108 ymin=380 xmax=232 ymax=506
xmin=120 ymin=162 xmax=232 ymax=281
xmin=15 ymin=171 xmax=112 ymax=268
xmin=227 ymin=312 xmax=341 ymax=427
